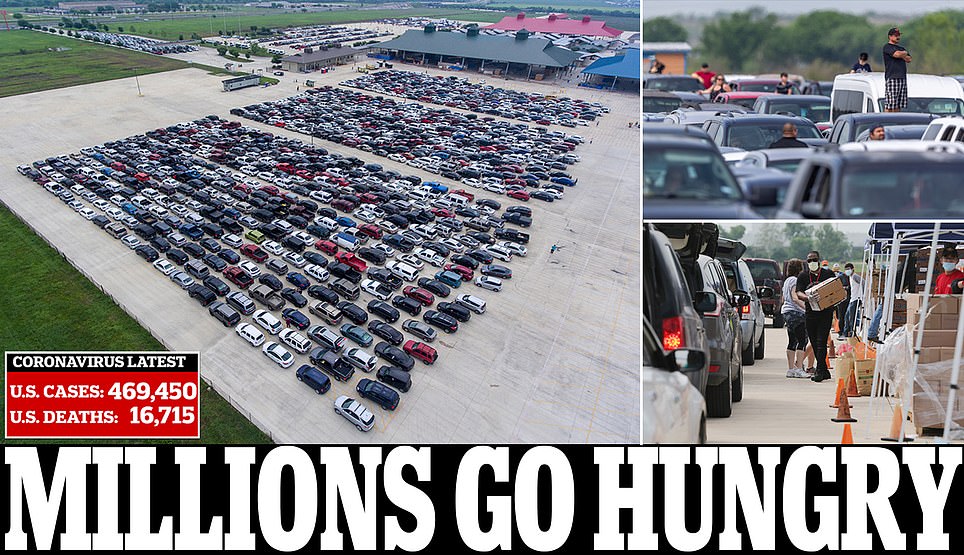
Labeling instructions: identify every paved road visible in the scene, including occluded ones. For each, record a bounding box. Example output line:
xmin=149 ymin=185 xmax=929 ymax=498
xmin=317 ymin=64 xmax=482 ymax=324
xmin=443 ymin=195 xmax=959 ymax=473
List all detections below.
xmin=0 ymin=64 xmax=640 ymax=443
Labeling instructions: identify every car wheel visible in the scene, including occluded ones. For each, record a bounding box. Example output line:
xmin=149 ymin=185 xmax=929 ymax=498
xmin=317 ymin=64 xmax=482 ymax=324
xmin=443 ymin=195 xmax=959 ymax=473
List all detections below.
xmin=755 ymin=326 xmax=766 ymax=360
xmin=356 ymin=425 xmax=363 ymax=431
xmin=705 ymin=378 xmax=732 ymax=418
xmin=772 ymin=312 xmax=785 ymax=328
xmin=732 ymin=341 xmax=744 ymax=403
xmin=698 ymin=415 xmax=707 ymax=445
xmin=742 ymin=334 xmax=755 ymax=366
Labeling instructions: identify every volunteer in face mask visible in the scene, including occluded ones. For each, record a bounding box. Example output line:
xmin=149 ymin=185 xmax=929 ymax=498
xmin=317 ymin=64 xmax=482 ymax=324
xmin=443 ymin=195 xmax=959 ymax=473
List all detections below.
xmin=843 ymin=263 xmax=863 ymax=338
xmin=795 ymin=250 xmax=837 ymax=382
xmin=833 ymin=263 xmax=851 ymax=339
xmin=934 ymin=246 xmax=964 ymax=295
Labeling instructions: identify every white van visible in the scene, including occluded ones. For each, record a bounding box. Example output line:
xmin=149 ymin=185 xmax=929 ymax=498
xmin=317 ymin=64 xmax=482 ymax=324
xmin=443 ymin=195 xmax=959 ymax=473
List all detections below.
xmin=386 ymin=260 xmax=419 ymax=282
xmin=830 ymin=73 xmax=964 ymax=124
xmin=444 ymin=194 xmax=468 ymax=208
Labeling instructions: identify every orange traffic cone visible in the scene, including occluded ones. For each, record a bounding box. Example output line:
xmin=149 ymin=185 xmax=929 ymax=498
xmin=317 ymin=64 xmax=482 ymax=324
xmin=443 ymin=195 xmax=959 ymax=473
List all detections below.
xmin=831 ymin=378 xmax=858 ymax=423
xmin=830 ymin=378 xmax=845 ymax=408
xmin=846 ymin=368 xmax=859 ymax=397
xmin=841 ymin=423 xmax=854 ymax=444
xmin=881 ymin=402 xmax=914 ymax=442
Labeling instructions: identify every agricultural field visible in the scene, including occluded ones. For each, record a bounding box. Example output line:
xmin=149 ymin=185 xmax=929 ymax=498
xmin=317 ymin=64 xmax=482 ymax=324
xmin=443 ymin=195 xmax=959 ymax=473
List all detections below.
xmin=0 ymin=30 xmax=191 ymax=98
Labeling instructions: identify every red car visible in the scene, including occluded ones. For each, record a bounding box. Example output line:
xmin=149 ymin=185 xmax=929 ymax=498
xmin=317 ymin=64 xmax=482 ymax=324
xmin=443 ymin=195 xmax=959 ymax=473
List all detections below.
xmin=223 ymin=266 xmax=253 ymax=289
xmin=259 ymin=185 xmax=280 ymax=196
xmin=444 ymin=264 xmax=473 ymax=282
xmin=506 ymin=189 xmax=530 ymax=201
xmin=240 ymin=244 xmax=268 ymax=263
xmin=431 ymin=208 xmax=455 ymax=219
xmin=404 ymin=340 xmax=438 ymax=365
xmin=316 ymin=239 xmax=338 ymax=255
xmin=403 ymin=286 xmax=435 ymax=306
xmin=358 ymin=223 xmax=382 ymax=240
xmin=450 ymin=189 xmax=474 ymax=201
xmin=335 ymin=251 xmax=368 ymax=273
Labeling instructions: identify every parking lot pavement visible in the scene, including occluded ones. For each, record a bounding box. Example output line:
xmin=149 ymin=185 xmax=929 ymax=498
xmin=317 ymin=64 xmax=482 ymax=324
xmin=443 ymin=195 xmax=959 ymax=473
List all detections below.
xmin=706 ymin=327 xmax=906 ymax=444
xmin=0 ymin=66 xmax=639 ymax=443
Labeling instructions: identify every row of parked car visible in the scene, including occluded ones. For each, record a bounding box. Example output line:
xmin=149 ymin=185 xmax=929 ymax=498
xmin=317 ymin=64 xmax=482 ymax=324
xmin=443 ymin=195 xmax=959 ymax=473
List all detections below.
xmin=66 ymin=29 xmax=197 ymax=55
xmin=22 ymin=114 xmax=541 ymax=433
xmin=342 ymin=70 xmax=608 ymax=126
xmin=643 ymin=223 xmax=772 ymax=443
xmin=227 ymin=85 xmax=585 ymax=196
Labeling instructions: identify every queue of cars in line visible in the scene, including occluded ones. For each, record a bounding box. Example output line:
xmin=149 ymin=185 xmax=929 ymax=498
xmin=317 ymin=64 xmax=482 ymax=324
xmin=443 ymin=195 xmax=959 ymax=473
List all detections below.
xmin=342 ymin=70 xmax=609 ymax=126
xmin=643 ymin=223 xmax=770 ymax=443
xmin=19 ymin=113 xmax=550 ymax=433
xmin=644 ymin=71 xmax=964 ymax=219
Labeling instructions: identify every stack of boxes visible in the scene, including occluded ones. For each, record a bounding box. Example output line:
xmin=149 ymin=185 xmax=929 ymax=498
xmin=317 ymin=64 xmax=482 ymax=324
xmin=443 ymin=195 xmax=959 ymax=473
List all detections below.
xmin=902 ymin=293 xmax=964 ymax=430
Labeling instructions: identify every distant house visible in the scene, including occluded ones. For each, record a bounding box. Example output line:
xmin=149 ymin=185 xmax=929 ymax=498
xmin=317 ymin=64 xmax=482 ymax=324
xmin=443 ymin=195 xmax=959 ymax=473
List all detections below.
xmin=641 ymin=42 xmax=692 ymax=75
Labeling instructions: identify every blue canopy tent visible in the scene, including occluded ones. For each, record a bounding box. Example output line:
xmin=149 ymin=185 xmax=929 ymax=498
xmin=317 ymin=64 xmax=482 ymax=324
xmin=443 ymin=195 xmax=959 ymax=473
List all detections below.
xmin=581 ymin=47 xmax=639 ymax=90
xmin=862 ymin=222 xmax=964 ymax=442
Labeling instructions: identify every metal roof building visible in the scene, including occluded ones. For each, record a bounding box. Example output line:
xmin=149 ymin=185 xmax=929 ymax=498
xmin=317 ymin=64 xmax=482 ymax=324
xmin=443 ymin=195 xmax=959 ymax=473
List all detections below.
xmin=281 ymin=45 xmax=362 ymax=73
xmin=375 ymin=25 xmax=581 ymax=79
xmin=485 ymin=12 xmax=623 ymax=38
xmin=581 ymin=47 xmax=640 ymax=91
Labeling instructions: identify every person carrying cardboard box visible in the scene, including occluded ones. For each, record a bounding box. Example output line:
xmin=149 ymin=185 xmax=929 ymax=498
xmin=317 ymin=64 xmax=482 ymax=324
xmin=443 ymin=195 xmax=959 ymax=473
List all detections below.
xmin=796 ymin=250 xmax=839 ymax=382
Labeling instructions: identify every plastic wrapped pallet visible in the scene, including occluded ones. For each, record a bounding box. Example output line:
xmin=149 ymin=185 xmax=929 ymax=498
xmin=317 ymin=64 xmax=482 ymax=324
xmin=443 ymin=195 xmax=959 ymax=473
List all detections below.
xmin=876 ymin=325 xmax=911 ymax=396
xmin=911 ymin=359 xmax=964 ymax=430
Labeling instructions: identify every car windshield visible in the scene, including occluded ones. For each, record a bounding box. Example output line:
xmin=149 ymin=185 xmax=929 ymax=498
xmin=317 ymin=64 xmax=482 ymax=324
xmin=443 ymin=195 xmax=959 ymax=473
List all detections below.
xmin=745 ymin=260 xmax=781 ymax=283
xmin=764 ymin=100 xmax=830 ymax=123
xmin=643 ymin=147 xmax=744 ymax=201
xmin=768 ymin=159 xmax=804 ymax=173
xmin=876 ymin=97 xmax=964 ymax=116
xmin=643 ymin=96 xmax=683 ymax=113
xmin=726 ymin=123 xmax=821 ymax=151
xmin=645 ymin=77 xmax=701 ymax=92
xmin=843 ymin=163 xmax=964 ymax=217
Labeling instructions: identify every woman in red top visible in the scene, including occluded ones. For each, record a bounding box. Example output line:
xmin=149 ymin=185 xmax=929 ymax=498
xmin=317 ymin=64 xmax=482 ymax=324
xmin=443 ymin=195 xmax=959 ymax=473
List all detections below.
xmin=934 ymin=247 xmax=964 ymax=294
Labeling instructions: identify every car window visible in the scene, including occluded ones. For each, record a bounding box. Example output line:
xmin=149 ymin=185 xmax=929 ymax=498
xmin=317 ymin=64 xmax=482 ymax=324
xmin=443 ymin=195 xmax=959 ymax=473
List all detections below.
xmin=799 ymin=164 xmax=830 ymax=208
xmin=643 ymin=147 xmax=743 ymax=201
xmin=842 ymin=163 xmax=964 ymax=217
xmin=875 ymin=97 xmax=964 ymax=116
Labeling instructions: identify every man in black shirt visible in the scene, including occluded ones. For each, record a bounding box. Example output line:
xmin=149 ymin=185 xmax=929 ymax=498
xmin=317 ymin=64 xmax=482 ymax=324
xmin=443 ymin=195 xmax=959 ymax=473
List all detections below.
xmin=775 ymin=72 xmax=793 ymax=95
xmin=795 ymin=250 xmax=837 ymax=382
xmin=883 ymin=27 xmax=912 ymax=112
xmin=769 ymin=123 xmax=809 ymax=149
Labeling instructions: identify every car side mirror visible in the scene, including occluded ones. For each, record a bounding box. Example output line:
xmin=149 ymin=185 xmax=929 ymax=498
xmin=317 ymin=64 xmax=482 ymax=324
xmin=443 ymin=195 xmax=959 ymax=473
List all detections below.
xmin=800 ymin=201 xmax=824 ymax=218
xmin=757 ymin=286 xmax=774 ymax=299
xmin=671 ymin=349 xmax=707 ymax=373
xmin=693 ymin=291 xmax=717 ymax=314
xmin=749 ymin=187 xmax=779 ymax=207
xmin=733 ymin=293 xmax=751 ymax=308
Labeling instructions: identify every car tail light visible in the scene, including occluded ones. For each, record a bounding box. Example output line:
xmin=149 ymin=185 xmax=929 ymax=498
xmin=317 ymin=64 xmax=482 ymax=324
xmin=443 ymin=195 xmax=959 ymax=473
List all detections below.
xmin=741 ymin=303 xmax=752 ymax=319
xmin=662 ymin=316 xmax=685 ymax=351
xmin=709 ymin=365 xmax=720 ymax=373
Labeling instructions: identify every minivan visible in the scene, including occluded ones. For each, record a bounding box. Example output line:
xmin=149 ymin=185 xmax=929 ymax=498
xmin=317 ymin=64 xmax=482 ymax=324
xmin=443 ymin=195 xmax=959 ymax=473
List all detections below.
xmin=376 ymin=365 xmax=412 ymax=393
xmin=185 ymin=259 xmax=210 ymax=280
xmin=356 ymin=378 xmax=400 ymax=410
xmin=830 ymin=73 xmax=964 ymax=124
xmin=296 ymin=364 xmax=332 ymax=394
xmin=330 ymin=278 xmax=361 ymax=301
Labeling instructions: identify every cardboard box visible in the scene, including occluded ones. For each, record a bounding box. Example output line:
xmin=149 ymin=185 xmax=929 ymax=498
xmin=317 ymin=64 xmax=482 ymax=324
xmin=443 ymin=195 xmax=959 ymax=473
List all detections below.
xmin=904 ymin=294 xmax=960 ymax=316
xmin=939 ymin=313 xmax=964 ymax=330
xmin=805 ymin=277 xmax=846 ymax=311
xmin=893 ymin=298 xmax=907 ymax=311
xmin=891 ymin=311 xmax=907 ymax=325
xmin=909 ymin=326 xmax=959 ymax=348
xmin=918 ymin=347 xmax=945 ymax=364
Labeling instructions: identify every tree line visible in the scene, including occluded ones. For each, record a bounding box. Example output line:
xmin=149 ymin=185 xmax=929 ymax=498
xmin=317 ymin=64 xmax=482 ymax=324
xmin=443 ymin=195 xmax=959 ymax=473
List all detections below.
xmin=720 ymin=223 xmax=862 ymax=266
xmin=644 ymin=9 xmax=964 ymax=78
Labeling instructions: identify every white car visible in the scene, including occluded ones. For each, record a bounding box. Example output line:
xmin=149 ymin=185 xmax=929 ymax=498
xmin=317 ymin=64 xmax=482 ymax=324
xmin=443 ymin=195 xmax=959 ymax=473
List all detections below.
xmin=342 ymin=348 xmax=377 ymax=373
xmin=354 ymin=210 xmax=377 ymax=223
xmin=484 ymin=245 xmax=513 ymax=262
xmin=642 ymin=318 xmax=706 ymax=444
xmin=262 ymin=240 xmax=284 ymax=256
xmin=93 ymin=199 xmax=111 ymax=211
xmin=236 ymin=322 xmax=265 ymax=347
xmin=169 ymin=271 xmax=194 ymax=290
xmin=440 ymin=238 xmax=464 ymax=253
xmin=262 ymin=341 xmax=295 ymax=368
xmin=483 ymin=183 xmax=506 ymax=194
xmin=167 ymin=232 xmax=187 ymax=247
xmin=122 ymin=235 xmax=140 ymax=249
xmin=414 ymin=248 xmax=444 ymax=268
xmin=78 ymin=207 xmax=97 ymax=220
xmin=239 ymin=260 xmax=262 ymax=278
xmin=279 ymin=328 xmax=312 ymax=354
xmin=334 ymin=395 xmax=375 ymax=432
xmin=462 ymin=178 xmax=482 ymax=189
xmin=253 ymin=309 xmax=283 ymax=335
xmin=292 ymin=231 xmax=315 ymax=245
xmin=498 ymin=241 xmax=527 ymax=257
xmin=540 ymin=188 xmax=564 ymax=199
xmin=222 ymin=233 xmax=243 ymax=248
xmin=282 ymin=250 xmax=307 ymax=268
xmin=371 ymin=242 xmax=396 ymax=259
xmin=455 ymin=294 xmax=486 ymax=314
xmin=153 ymin=259 xmax=177 ymax=276
xmin=304 ymin=263 xmax=330 ymax=282
xmin=475 ymin=275 xmax=503 ymax=292
xmin=360 ymin=279 xmax=392 ymax=301
xmin=272 ymin=219 xmax=294 ymax=234
xmin=397 ymin=254 xmax=425 ymax=271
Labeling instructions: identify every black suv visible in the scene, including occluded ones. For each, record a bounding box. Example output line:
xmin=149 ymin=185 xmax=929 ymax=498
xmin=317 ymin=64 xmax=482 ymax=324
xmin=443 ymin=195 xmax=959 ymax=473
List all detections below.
xmin=374 ymin=341 xmax=415 ymax=372
xmin=700 ymin=113 xmax=822 ymax=151
xmin=367 ymin=300 xmax=400 ymax=323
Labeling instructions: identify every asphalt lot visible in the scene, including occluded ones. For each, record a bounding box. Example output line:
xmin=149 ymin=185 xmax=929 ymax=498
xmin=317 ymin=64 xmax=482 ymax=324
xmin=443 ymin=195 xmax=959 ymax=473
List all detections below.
xmin=707 ymin=326 xmax=913 ymax=444
xmin=0 ymin=64 xmax=640 ymax=443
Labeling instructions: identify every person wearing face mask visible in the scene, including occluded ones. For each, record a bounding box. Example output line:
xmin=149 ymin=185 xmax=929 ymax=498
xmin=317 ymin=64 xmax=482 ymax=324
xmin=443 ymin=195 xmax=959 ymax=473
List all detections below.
xmin=934 ymin=246 xmax=964 ymax=295
xmin=795 ymin=250 xmax=838 ymax=382
xmin=843 ymin=263 xmax=863 ymax=338
xmin=833 ymin=263 xmax=851 ymax=339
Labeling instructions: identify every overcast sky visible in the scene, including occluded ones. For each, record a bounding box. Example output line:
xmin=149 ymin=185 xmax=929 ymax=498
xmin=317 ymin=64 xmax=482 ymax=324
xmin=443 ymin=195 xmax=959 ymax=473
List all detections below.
xmin=642 ymin=0 xmax=959 ymax=19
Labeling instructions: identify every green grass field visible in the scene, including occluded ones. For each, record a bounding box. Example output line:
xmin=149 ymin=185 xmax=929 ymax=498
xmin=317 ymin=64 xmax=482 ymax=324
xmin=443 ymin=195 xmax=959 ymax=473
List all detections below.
xmin=0 ymin=30 xmax=192 ymax=98
xmin=0 ymin=205 xmax=271 ymax=444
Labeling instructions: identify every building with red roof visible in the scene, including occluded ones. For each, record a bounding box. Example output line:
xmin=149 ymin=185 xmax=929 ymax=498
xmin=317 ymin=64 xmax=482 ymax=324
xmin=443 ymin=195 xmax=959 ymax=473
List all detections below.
xmin=484 ymin=12 xmax=623 ymax=38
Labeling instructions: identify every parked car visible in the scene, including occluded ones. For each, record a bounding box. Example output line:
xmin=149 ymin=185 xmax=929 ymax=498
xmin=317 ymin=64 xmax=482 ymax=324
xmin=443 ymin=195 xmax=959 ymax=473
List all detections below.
xmin=642 ymin=315 xmax=707 ymax=444
xmin=744 ymin=257 xmax=785 ymax=327
xmin=403 ymin=340 xmax=438 ymax=365
xmin=333 ymin=395 xmax=375 ymax=431
xmin=368 ymin=319 xmax=404 ymax=346
xmin=715 ymin=237 xmax=771 ymax=364
xmin=374 ymin=341 xmax=415 ymax=372
xmin=262 ymin=341 xmax=295 ymax=368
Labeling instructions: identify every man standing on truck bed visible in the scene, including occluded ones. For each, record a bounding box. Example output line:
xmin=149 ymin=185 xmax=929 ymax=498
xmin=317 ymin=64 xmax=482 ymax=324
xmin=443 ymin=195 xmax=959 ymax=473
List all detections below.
xmin=795 ymin=250 xmax=837 ymax=383
xmin=883 ymin=27 xmax=911 ymax=112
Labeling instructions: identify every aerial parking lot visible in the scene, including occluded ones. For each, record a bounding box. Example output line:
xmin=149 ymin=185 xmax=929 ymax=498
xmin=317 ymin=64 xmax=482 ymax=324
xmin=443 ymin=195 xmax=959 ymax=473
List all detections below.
xmin=0 ymin=62 xmax=640 ymax=443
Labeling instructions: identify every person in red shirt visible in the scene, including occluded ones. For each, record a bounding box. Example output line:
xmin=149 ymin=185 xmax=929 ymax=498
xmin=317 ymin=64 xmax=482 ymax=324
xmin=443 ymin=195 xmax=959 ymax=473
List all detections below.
xmin=691 ymin=63 xmax=716 ymax=89
xmin=934 ymin=246 xmax=964 ymax=294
